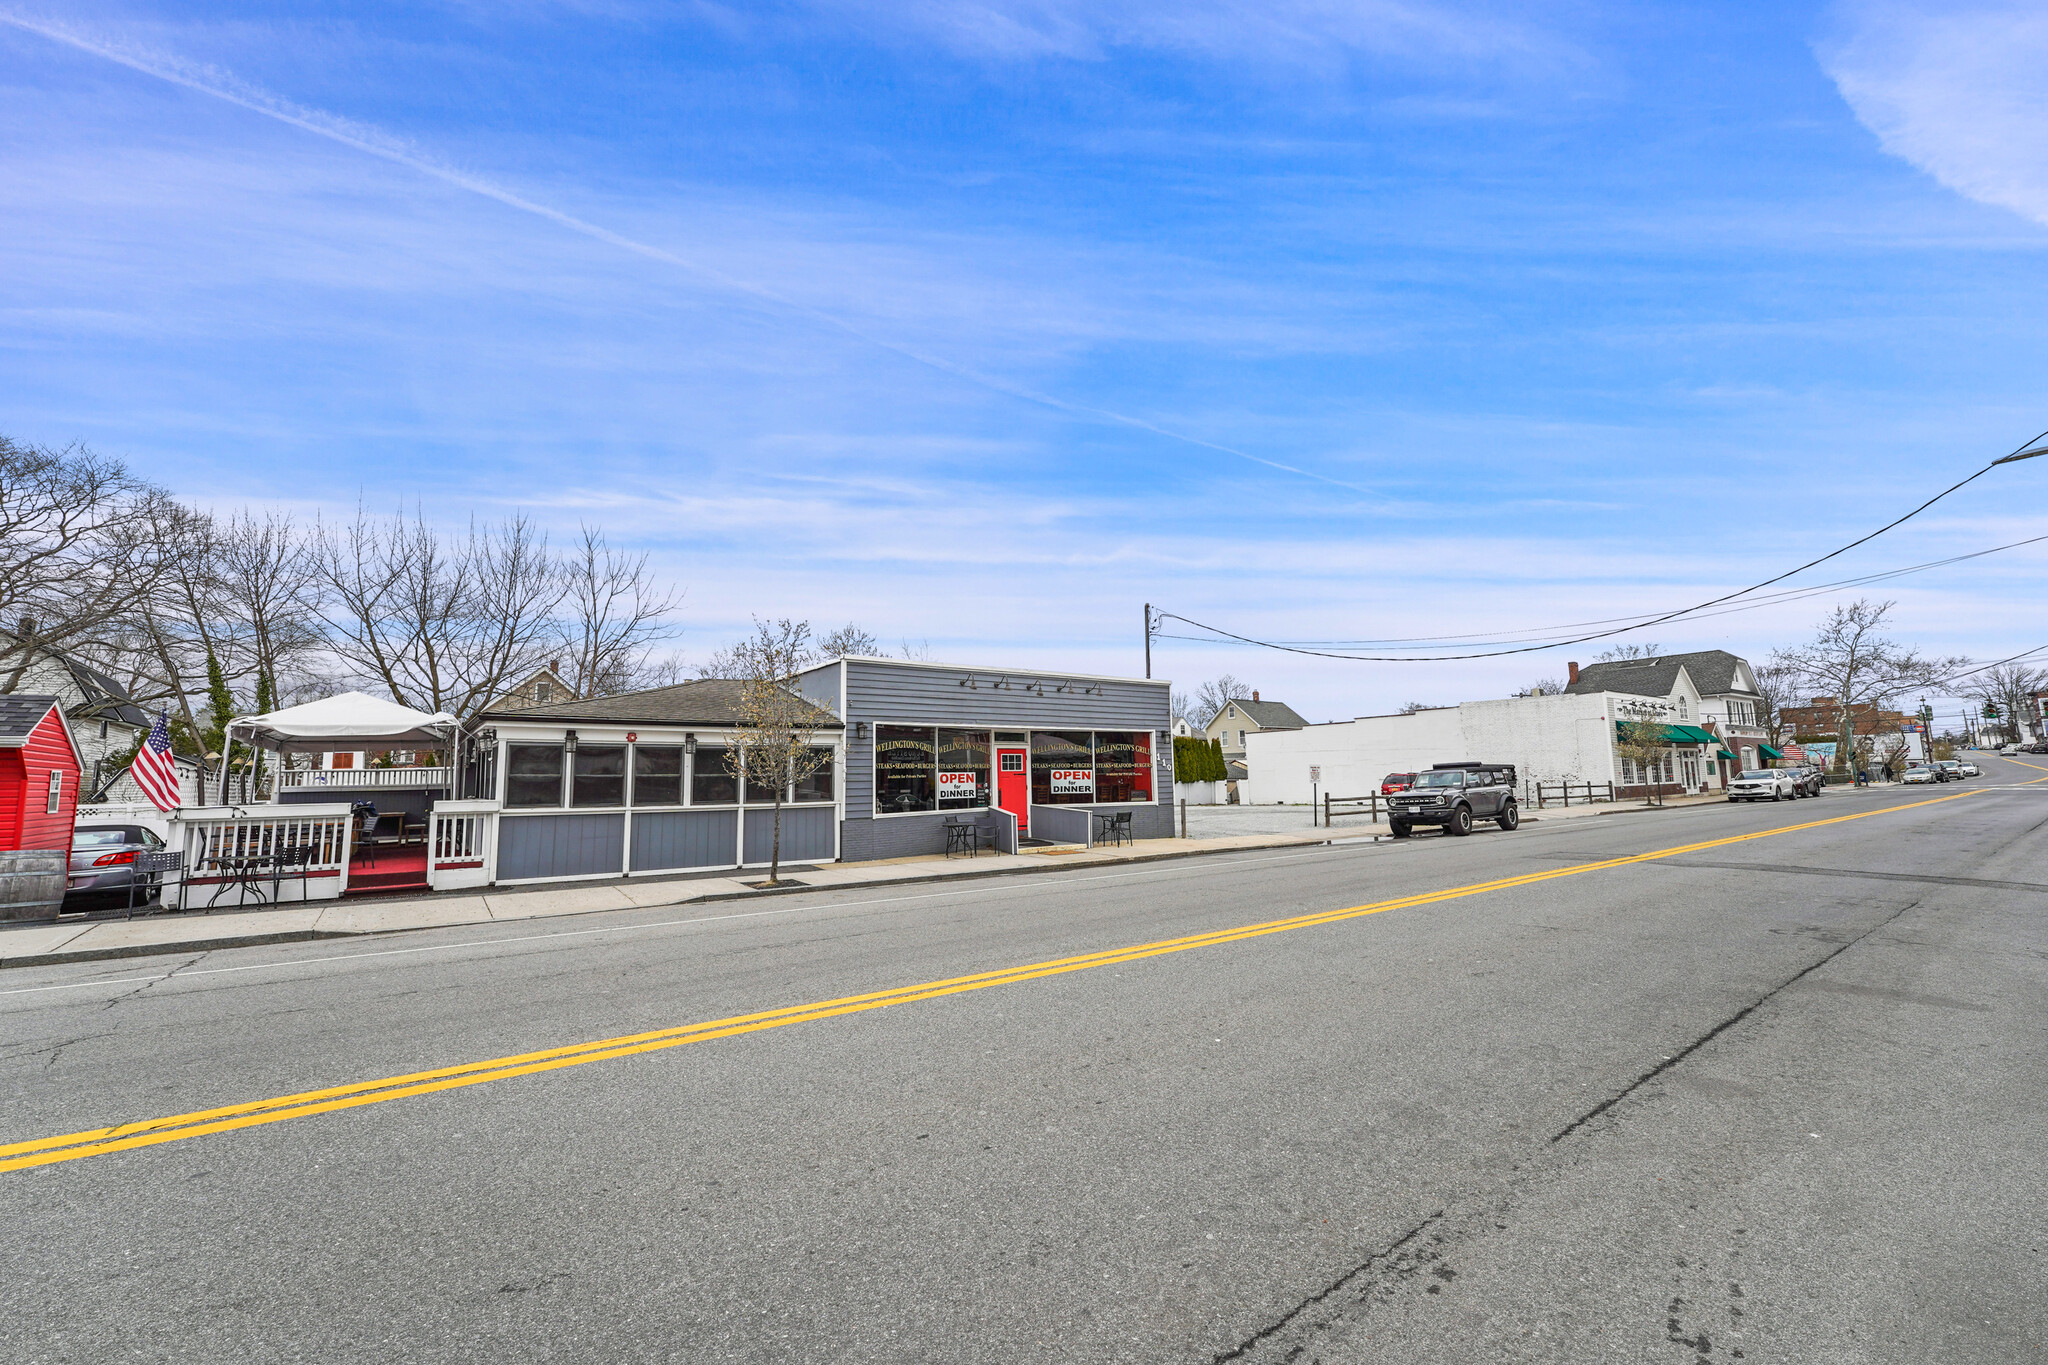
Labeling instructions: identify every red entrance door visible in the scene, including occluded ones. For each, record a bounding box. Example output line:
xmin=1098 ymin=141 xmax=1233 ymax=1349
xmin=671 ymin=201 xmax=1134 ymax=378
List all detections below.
xmin=996 ymin=749 xmax=1028 ymax=835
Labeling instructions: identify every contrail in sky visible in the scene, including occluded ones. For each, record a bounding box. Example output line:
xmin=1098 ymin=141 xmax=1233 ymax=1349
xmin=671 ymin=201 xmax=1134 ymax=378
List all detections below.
xmin=0 ymin=11 xmax=1384 ymax=499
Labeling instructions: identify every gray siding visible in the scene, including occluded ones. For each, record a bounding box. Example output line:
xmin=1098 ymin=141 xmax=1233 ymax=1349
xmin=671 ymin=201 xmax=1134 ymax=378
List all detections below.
xmin=630 ymin=809 xmax=737 ymax=872
xmin=743 ymin=806 xmax=835 ymax=864
xmin=793 ymin=661 xmax=843 ymax=714
xmin=499 ymin=813 xmax=625 ymax=880
xmin=1026 ymin=805 xmax=1094 ymax=845
xmin=840 ymin=657 xmax=1171 ymax=832
xmin=839 ymin=809 xmax=1012 ymax=861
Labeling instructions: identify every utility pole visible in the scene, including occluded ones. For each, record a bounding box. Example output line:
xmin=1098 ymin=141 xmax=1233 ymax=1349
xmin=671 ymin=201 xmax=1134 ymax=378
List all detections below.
xmin=1144 ymin=603 xmax=1152 ymax=679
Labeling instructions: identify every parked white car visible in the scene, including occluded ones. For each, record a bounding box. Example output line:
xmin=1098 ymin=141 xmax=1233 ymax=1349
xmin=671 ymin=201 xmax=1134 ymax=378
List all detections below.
xmin=1728 ymin=769 xmax=1798 ymax=802
xmin=1902 ymin=765 xmax=1938 ymax=784
xmin=1955 ymin=760 xmax=1980 ymax=777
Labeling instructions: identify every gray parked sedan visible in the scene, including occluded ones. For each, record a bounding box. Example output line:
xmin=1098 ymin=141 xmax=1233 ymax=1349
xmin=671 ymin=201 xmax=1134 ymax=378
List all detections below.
xmin=65 ymin=824 xmax=169 ymax=912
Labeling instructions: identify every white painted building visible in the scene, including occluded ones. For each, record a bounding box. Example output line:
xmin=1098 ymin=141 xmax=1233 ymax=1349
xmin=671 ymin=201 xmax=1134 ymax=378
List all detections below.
xmin=1243 ymin=663 xmax=1738 ymax=806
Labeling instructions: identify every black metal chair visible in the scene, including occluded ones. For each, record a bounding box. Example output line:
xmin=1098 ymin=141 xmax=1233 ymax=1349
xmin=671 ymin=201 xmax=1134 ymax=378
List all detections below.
xmin=126 ymin=849 xmax=183 ymax=920
xmin=269 ymin=842 xmax=319 ymax=904
xmin=943 ymin=821 xmax=980 ymax=858
xmin=1095 ymin=811 xmax=1132 ymax=847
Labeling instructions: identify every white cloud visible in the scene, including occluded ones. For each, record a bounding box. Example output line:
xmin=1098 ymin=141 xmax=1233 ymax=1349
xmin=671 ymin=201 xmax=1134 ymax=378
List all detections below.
xmin=1820 ymin=1 xmax=2048 ymax=228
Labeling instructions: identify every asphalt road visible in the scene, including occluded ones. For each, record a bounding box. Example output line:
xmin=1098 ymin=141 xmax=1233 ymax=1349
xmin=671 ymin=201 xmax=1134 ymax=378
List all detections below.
xmin=5 ymin=755 xmax=2046 ymax=1363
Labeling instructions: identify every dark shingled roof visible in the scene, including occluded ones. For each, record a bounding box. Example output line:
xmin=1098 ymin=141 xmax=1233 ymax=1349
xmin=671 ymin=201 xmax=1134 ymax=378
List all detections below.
xmin=476 ymin=677 xmax=841 ymax=728
xmin=1218 ymin=698 xmax=1310 ymax=730
xmin=1563 ymin=650 xmax=1756 ymax=699
xmin=0 ymin=694 xmax=60 ymax=742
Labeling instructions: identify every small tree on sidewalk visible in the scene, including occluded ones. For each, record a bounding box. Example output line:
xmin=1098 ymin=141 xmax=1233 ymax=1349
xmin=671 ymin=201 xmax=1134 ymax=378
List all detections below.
xmin=1614 ymin=713 xmax=1673 ymax=806
xmin=723 ymin=617 xmax=835 ymax=887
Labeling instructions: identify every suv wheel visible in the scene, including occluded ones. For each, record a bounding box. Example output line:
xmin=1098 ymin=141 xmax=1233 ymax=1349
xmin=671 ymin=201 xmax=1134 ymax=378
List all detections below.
xmin=1496 ymin=801 xmax=1519 ymax=831
xmin=1390 ymin=820 xmax=1413 ymax=839
xmin=1446 ymin=805 xmax=1473 ymax=836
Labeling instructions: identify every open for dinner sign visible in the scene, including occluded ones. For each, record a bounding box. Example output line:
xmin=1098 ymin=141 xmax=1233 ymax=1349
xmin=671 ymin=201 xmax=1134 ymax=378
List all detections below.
xmin=1049 ymin=768 xmax=1094 ymax=796
xmin=938 ymin=771 xmax=980 ymax=797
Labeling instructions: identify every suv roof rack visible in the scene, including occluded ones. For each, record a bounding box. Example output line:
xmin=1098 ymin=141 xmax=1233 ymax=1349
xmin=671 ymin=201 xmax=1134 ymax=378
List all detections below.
xmin=1431 ymin=761 xmax=1486 ymax=769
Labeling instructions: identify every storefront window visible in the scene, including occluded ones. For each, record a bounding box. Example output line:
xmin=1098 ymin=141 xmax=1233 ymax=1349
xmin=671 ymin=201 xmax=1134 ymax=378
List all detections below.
xmin=1030 ymin=731 xmax=1095 ymax=805
xmin=937 ymin=729 xmax=990 ymax=809
xmin=506 ymin=744 xmax=563 ymax=807
xmin=876 ymin=725 xmax=936 ymax=813
xmin=632 ymin=745 xmax=683 ymax=806
xmin=571 ymin=745 xmax=626 ymax=807
xmin=691 ymin=747 xmax=738 ymax=805
xmin=1094 ymin=731 xmax=1153 ymax=803
xmin=794 ymin=752 xmax=834 ymax=803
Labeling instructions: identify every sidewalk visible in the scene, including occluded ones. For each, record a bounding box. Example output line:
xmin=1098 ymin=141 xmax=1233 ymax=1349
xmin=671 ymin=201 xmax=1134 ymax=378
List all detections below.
xmin=0 ymin=793 xmax=1734 ymax=971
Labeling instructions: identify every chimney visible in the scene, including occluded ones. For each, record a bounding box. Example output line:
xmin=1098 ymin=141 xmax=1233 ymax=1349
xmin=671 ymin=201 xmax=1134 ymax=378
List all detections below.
xmin=1252 ymin=690 xmax=1260 ymax=703
xmin=1567 ymin=661 xmax=1580 ymax=684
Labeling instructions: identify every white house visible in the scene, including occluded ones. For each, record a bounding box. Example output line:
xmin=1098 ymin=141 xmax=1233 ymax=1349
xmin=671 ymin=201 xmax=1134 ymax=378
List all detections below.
xmin=1563 ymin=651 xmax=1771 ymax=780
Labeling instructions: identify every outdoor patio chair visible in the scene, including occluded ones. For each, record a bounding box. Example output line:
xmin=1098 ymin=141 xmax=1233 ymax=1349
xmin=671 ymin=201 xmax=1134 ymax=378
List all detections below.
xmin=269 ymin=843 xmax=319 ymax=903
xmin=1095 ymin=811 xmax=1132 ymax=847
xmin=943 ymin=820 xmax=980 ymax=858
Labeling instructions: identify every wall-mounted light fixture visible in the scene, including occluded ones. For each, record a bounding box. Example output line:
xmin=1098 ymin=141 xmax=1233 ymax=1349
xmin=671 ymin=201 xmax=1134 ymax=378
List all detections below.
xmin=852 ymin=720 xmax=869 ymax=741
xmin=564 ymin=729 xmax=579 ymax=754
xmin=684 ymin=732 xmax=697 ymax=756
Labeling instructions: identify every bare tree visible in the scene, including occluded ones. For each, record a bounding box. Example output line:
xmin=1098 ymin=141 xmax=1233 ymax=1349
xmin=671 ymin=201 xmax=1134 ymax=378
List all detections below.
xmin=722 ymin=618 xmax=835 ymax=886
xmin=0 ymin=438 xmax=171 ymax=693
xmin=1613 ymin=707 xmax=1674 ymax=806
xmin=817 ymin=623 xmax=880 ymax=658
xmin=1749 ymin=658 xmax=1797 ymax=749
xmin=1595 ymin=642 xmax=1664 ymax=662
xmin=560 ymin=525 xmax=683 ymax=699
xmin=1776 ymin=600 xmax=1965 ymax=774
xmin=1194 ymin=675 xmax=1251 ymax=727
xmin=1960 ymin=661 xmax=2048 ymax=746
xmin=1398 ymin=701 xmax=1439 ymax=714
xmin=319 ymin=506 xmax=565 ymax=719
xmin=1516 ymin=676 xmax=1569 ymax=697
xmin=897 ymin=637 xmax=935 ymax=661
xmin=1170 ymin=689 xmax=1200 ymax=727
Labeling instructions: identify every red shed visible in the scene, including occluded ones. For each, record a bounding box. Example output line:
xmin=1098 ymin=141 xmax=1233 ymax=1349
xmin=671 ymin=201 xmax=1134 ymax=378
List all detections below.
xmin=0 ymin=695 xmax=83 ymax=855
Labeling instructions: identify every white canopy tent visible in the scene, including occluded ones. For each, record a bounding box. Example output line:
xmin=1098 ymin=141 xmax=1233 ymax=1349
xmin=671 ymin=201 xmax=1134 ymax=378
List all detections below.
xmin=226 ymin=692 xmax=459 ymax=756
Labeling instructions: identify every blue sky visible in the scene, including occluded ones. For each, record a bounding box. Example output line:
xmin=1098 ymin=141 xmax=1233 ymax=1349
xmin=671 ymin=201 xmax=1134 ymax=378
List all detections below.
xmin=2 ymin=1 xmax=2043 ymax=722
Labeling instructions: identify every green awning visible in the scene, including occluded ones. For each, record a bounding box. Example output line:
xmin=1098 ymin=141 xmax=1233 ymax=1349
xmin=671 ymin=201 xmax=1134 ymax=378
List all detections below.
xmin=1759 ymin=744 xmax=1784 ymax=760
xmin=1717 ymin=749 xmax=1736 ymax=760
xmin=1615 ymin=721 xmax=1719 ymax=745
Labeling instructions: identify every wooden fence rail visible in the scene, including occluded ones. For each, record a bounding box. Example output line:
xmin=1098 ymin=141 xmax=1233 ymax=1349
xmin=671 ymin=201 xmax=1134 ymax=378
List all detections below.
xmin=1322 ymin=793 xmax=1384 ymax=826
xmin=1533 ymin=781 xmax=1615 ymax=808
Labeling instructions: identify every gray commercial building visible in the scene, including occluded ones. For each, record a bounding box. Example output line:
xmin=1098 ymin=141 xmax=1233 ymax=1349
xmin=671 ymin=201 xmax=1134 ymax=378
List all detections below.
xmin=461 ymin=656 xmax=1173 ymax=884
xmin=795 ymin=656 xmax=1174 ymax=861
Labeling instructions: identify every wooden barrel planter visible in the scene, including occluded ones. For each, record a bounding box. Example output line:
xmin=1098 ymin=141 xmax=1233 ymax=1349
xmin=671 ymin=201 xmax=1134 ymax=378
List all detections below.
xmin=0 ymin=849 xmax=68 ymax=923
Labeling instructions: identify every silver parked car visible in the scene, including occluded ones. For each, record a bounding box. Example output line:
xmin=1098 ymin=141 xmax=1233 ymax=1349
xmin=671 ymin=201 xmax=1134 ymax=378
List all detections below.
xmin=1728 ymin=769 xmax=1798 ymax=802
xmin=1901 ymin=765 xmax=1938 ymax=784
xmin=65 ymin=824 xmax=169 ymax=911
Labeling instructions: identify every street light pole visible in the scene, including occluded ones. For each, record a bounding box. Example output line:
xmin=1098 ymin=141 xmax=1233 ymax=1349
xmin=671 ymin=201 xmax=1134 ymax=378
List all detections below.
xmin=1144 ymin=603 xmax=1152 ymax=679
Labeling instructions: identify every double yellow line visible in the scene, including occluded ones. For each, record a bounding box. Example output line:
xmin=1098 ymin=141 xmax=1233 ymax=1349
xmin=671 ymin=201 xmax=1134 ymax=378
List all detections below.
xmin=0 ymin=782 xmax=2017 ymax=1174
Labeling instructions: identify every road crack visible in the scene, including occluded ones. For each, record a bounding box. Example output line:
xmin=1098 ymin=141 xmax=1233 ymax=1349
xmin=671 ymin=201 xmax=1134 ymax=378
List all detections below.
xmin=1210 ymin=1210 xmax=1444 ymax=1363
xmin=1550 ymin=896 xmax=1925 ymax=1144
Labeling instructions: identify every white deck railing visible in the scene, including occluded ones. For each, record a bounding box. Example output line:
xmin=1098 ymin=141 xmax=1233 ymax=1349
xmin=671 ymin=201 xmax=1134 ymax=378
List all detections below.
xmin=277 ymin=766 xmax=453 ymax=792
xmin=428 ymin=800 xmax=498 ymax=891
xmin=167 ymin=804 xmax=355 ymax=909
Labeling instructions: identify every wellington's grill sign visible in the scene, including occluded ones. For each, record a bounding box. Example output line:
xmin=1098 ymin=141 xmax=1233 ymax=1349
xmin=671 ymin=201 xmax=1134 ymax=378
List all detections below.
xmin=1049 ymin=768 xmax=1094 ymax=796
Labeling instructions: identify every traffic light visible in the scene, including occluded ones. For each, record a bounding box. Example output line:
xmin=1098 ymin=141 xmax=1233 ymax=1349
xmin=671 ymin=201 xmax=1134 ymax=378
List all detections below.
xmin=1984 ymin=702 xmax=2001 ymax=719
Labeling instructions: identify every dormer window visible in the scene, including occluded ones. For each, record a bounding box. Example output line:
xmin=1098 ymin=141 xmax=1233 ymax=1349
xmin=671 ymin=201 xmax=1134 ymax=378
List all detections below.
xmin=536 ymin=681 xmax=552 ymax=703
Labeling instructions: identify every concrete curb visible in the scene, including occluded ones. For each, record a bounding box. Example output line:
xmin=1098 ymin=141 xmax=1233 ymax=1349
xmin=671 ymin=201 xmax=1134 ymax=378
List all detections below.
xmin=0 ymin=833 xmax=1347 ymax=971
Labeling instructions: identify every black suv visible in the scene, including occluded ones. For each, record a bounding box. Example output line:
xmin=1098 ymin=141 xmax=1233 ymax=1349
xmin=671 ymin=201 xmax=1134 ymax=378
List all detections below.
xmin=1388 ymin=762 xmax=1519 ymax=838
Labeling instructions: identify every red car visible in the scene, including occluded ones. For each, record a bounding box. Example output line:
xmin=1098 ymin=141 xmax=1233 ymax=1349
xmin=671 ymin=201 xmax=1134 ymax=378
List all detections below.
xmin=1381 ymin=772 xmax=1416 ymax=795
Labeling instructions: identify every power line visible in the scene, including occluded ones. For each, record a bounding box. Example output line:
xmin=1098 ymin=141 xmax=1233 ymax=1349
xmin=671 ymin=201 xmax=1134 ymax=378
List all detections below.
xmin=1158 ymin=428 xmax=2048 ymax=664
xmin=1152 ymin=528 xmax=2048 ymax=652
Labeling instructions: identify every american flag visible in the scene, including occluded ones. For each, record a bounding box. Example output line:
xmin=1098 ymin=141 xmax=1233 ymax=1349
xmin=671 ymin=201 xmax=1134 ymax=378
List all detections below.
xmin=130 ymin=711 xmax=182 ymax=812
